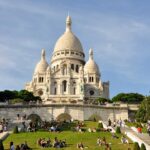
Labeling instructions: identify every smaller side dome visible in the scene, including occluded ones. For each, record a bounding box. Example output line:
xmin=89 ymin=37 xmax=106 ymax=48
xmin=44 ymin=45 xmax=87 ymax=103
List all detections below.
xmin=84 ymin=48 xmax=100 ymax=75
xmin=34 ymin=49 xmax=48 ymax=74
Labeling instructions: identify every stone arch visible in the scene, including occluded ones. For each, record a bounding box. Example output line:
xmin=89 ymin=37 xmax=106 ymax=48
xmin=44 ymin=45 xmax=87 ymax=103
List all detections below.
xmin=56 ymin=113 xmax=72 ymax=122
xmin=27 ymin=114 xmax=42 ymax=122
xmin=88 ymin=114 xmax=102 ymax=121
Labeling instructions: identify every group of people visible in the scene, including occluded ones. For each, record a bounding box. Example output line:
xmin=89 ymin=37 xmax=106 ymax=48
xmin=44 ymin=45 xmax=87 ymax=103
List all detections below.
xmin=0 ymin=118 xmax=8 ymax=132
xmin=107 ymin=119 xmax=125 ymax=128
xmin=49 ymin=124 xmax=61 ymax=132
xmin=37 ymin=137 xmax=66 ymax=148
xmin=10 ymin=141 xmax=31 ymax=150
xmin=96 ymin=137 xmax=111 ymax=149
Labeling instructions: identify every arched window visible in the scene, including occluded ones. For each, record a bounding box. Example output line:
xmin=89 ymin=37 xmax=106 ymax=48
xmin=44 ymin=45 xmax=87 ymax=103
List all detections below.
xmin=57 ymin=65 xmax=59 ymax=69
xmin=62 ymin=80 xmax=67 ymax=92
xmin=54 ymin=87 xmax=57 ymax=95
xmin=62 ymin=64 xmax=67 ymax=75
xmin=73 ymin=87 xmax=76 ymax=95
xmin=54 ymin=82 xmax=57 ymax=95
xmin=92 ymin=77 xmax=94 ymax=82
xmin=76 ymin=65 xmax=79 ymax=73
xmin=39 ymin=77 xmax=44 ymax=83
xmin=89 ymin=77 xmax=91 ymax=82
xmin=71 ymin=64 xmax=74 ymax=70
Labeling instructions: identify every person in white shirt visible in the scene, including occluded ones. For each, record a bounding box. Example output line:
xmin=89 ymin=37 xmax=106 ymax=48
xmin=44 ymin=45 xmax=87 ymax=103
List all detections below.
xmin=10 ymin=142 xmax=15 ymax=150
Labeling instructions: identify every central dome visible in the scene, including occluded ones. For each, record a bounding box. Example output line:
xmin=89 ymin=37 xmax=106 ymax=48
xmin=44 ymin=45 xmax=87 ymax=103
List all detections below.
xmin=53 ymin=16 xmax=83 ymax=53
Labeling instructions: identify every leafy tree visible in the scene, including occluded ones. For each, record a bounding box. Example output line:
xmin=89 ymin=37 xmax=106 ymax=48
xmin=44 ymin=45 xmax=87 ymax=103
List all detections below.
xmin=112 ymin=93 xmax=144 ymax=103
xmin=13 ymin=126 xmax=19 ymax=133
xmin=98 ymin=122 xmax=103 ymax=129
xmin=116 ymin=126 xmax=121 ymax=133
xmin=136 ymin=96 xmax=150 ymax=123
xmin=0 ymin=139 xmax=4 ymax=150
xmin=133 ymin=142 xmax=140 ymax=150
xmin=140 ymin=143 xmax=146 ymax=150
xmin=96 ymin=97 xmax=112 ymax=104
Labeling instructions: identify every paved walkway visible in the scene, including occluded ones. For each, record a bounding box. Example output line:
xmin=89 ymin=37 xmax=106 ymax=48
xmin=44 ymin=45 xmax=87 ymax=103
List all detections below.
xmin=102 ymin=121 xmax=150 ymax=149
xmin=121 ymin=126 xmax=150 ymax=145
xmin=0 ymin=132 xmax=9 ymax=140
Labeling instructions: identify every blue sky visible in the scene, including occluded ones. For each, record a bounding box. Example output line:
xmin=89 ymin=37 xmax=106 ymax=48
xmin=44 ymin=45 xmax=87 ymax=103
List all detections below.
xmin=0 ymin=0 xmax=150 ymax=98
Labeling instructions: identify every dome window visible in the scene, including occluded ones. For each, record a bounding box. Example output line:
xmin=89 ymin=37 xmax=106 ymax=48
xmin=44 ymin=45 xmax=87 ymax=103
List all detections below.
xmin=76 ymin=65 xmax=79 ymax=73
xmin=89 ymin=90 xmax=94 ymax=96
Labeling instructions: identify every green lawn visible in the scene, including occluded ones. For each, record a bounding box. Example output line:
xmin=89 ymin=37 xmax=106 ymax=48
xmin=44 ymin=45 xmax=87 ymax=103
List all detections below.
xmin=4 ymin=121 xmax=133 ymax=150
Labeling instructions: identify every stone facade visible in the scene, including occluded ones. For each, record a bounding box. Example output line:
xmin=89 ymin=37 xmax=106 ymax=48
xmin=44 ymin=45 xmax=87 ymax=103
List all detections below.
xmin=25 ymin=16 xmax=109 ymax=104
xmin=0 ymin=104 xmax=128 ymax=121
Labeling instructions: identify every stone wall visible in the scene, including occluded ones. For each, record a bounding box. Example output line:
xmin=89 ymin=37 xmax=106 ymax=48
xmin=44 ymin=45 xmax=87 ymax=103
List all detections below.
xmin=0 ymin=104 xmax=128 ymax=121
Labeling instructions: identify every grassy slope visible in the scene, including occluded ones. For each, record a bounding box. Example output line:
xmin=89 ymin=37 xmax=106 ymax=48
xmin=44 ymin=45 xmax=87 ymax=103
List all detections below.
xmin=4 ymin=121 xmax=133 ymax=150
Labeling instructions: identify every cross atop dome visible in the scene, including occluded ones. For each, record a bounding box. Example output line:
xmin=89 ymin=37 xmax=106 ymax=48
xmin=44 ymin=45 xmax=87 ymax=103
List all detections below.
xmin=89 ymin=48 xmax=93 ymax=60
xmin=41 ymin=49 xmax=46 ymax=60
xmin=66 ymin=15 xmax=72 ymax=32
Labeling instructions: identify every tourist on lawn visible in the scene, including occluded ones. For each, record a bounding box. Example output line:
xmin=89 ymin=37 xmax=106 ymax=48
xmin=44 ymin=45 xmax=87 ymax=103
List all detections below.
xmin=53 ymin=137 xmax=59 ymax=148
xmin=20 ymin=141 xmax=31 ymax=150
xmin=137 ymin=127 xmax=142 ymax=133
xmin=105 ymin=143 xmax=111 ymax=150
xmin=16 ymin=145 xmax=20 ymax=150
xmin=102 ymin=137 xmax=107 ymax=145
xmin=108 ymin=119 xmax=112 ymax=126
xmin=97 ymin=137 xmax=102 ymax=146
xmin=121 ymin=136 xmax=128 ymax=144
xmin=77 ymin=142 xmax=84 ymax=149
xmin=113 ymin=120 xmax=116 ymax=127
xmin=10 ymin=142 xmax=15 ymax=150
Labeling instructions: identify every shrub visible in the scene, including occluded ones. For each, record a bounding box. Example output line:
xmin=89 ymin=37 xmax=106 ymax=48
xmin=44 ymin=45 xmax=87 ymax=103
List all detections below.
xmin=0 ymin=140 xmax=4 ymax=150
xmin=140 ymin=143 xmax=146 ymax=150
xmin=13 ymin=126 xmax=19 ymax=133
xmin=133 ymin=142 xmax=140 ymax=150
xmin=136 ymin=122 xmax=143 ymax=128
xmin=116 ymin=126 xmax=121 ymax=133
xmin=98 ymin=122 xmax=103 ymax=129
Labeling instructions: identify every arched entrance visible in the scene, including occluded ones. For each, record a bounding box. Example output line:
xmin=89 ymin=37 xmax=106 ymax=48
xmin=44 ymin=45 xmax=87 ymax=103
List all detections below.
xmin=27 ymin=114 xmax=42 ymax=122
xmin=88 ymin=114 xmax=102 ymax=121
xmin=56 ymin=113 xmax=72 ymax=122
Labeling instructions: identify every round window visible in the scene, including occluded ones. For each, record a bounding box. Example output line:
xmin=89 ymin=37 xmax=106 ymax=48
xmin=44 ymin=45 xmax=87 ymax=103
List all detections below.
xmin=38 ymin=90 xmax=43 ymax=96
xmin=89 ymin=90 xmax=94 ymax=96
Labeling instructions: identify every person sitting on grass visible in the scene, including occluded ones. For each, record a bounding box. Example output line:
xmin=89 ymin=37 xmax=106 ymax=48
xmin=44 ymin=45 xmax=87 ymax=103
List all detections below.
xmin=16 ymin=145 xmax=20 ymax=150
xmin=102 ymin=137 xmax=107 ymax=145
xmin=105 ymin=143 xmax=111 ymax=150
xmin=97 ymin=137 xmax=102 ymax=146
xmin=20 ymin=141 xmax=31 ymax=150
xmin=77 ymin=142 xmax=84 ymax=149
xmin=10 ymin=142 xmax=15 ymax=150
xmin=121 ymin=136 xmax=128 ymax=144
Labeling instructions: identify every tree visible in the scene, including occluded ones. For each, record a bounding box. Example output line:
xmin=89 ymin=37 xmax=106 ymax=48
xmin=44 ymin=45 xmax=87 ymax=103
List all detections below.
xmin=13 ymin=126 xmax=19 ymax=133
xmin=136 ymin=96 xmax=150 ymax=123
xmin=133 ymin=142 xmax=140 ymax=150
xmin=0 ymin=139 xmax=4 ymax=150
xmin=116 ymin=126 xmax=121 ymax=133
xmin=112 ymin=93 xmax=144 ymax=103
xmin=140 ymin=143 xmax=146 ymax=150
xmin=96 ymin=97 xmax=112 ymax=104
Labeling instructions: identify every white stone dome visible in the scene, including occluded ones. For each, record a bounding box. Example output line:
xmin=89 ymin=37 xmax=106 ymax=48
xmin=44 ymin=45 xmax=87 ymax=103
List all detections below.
xmin=53 ymin=16 xmax=83 ymax=53
xmin=34 ymin=49 xmax=48 ymax=74
xmin=84 ymin=49 xmax=100 ymax=75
